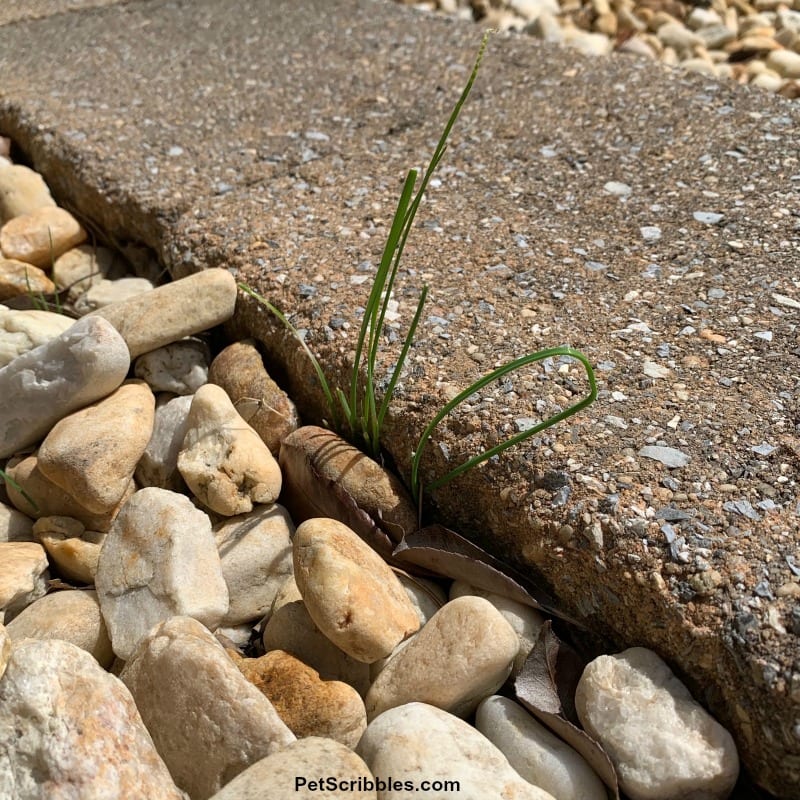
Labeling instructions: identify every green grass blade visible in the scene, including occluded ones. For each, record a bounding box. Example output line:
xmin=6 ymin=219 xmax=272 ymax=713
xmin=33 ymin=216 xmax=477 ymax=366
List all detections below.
xmin=238 ymin=282 xmax=339 ymax=428
xmin=0 ymin=467 xmax=39 ymax=513
xmin=352 ymin=170 xmax=418 ymax=424
xmin=410 ymin=347 xmax=598 ymax=506
xmin=377 ymin=285 xmax=429 ymax=430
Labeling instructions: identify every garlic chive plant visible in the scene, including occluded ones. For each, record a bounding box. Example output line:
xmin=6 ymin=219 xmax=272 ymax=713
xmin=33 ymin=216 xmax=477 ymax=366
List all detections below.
xmin=241 ymin=31 xmax=597 ymax=510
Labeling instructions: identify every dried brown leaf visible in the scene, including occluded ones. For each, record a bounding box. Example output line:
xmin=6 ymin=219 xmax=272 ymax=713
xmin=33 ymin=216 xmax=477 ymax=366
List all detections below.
xmin=392 ymin=524 xmax=583 ymax=626
xmin=515 ymin=621 xmax=620 ymax=798
xmin=279 ymin=426 xmax=417 ymax=561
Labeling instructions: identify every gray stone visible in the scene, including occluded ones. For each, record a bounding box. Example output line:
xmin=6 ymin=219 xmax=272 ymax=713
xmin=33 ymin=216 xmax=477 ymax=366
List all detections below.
xmin=90 ymin=267 xmax=237 ymax=358
xmin=0 ymin=315 xmax=130 ymax=459
xmin=575 ymin=648 xmax=739 ymax=800
xmin=357 ymin=703 xmax=555 ymax=800
xmin=208 ymin=737 xmax=376 ymax=800
xmin=95 ymin=487 xmax=229 ymax=660
xmin=638 ymin=445 xmax=691 ymax=468
xmin=0 ymin=638 xmax=184 ymax=800
xmin=135 ymin=338 xmax=210 ymax=394
xmin=215 ymin=503 xmax=294 ymax=625
xmin=136 ymin=393 xmax=193 ymax=491
xmin=6 ymin=589 xmax=114 ymax=668
xmin=121 ymin=616 xmax=295 ymax=800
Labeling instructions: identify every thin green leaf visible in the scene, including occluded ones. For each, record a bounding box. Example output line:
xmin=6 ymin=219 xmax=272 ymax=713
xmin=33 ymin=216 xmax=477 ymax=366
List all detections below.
xmin=377 ymin=285 xmax=429 ymax=430
xmin=0 ymin=467 xmax=39 ymax=513
xmin=351 ymin=171 xmax=417 ymax=423
xmin=411 ymin=347 xmax=598 ymax=506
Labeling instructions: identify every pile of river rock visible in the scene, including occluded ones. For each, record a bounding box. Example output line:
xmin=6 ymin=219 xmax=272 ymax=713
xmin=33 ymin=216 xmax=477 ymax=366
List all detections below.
xmin=398 ymin=0 xmax=800 ymax=97
xmin=0 ymin=145 xmax=743 ymax=797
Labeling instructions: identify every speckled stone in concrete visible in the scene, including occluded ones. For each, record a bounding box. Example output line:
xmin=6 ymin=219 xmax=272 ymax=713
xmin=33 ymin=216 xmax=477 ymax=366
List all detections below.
xmin=0 ymin=1 xmax=798 ymax=794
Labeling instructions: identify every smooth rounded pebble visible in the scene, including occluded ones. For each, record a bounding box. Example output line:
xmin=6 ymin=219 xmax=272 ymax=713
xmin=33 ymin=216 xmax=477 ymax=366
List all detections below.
xmin=576 ymin=647 xmax=739 ymax=800
xmin=0 ymin=206 xmax=86 ymax=267
xmin=74 ymin=276 xmax=154 ymax=314
xmin=5 ymin=453 xmax=132 ymax=532
xmin=135 ymin=338 xmax=210 ymax=394
xmin=33 ymin=516 xmax=105 ymax=584
xmin=263 ymin=575 xmax=371 ymax=696
xmin=6 ymin=589 xmax=114 ymax=668
xmin=178 ymin=383 xmax=282 ymax=515
xmin=0 ymin=258 xmax=55 ymax=300
xmin=357 ymin=702 xmax=556 ymax=800
xmin=0 ymin=306 xmax=73 ymax=367
xmin=232 ymin=648 xmax=367 ymax=748
xmin=0 ymin=541 xmax=49 ymax=623
xmin=208 ymin=338 xmax=299 ymax=455
xmin=365 ymin=595 xmax=518 ymax=720
xmin=0 ymin=164 xmax=56 ymax=223
xmin=0 ymin=500 xmax=34 ymax=542
xmin=95 ymin=487 xmax=229 ymax=660
xmin=215 ymin=503 xmax=294 ymax=625
xmin=0 ymin=638 xmax=184 ymax=799
xmin=293 ymin=517 xmax=420 ymax=663
xmin=475 ymin=695 xmax=607 ymax=800
xmin=37 ymin=380 xmax=155 ymax=514
xmin=121 ymin=616 xmax=295 ymax=800
xmin=208 ymin=736 xmax=376 ymax=800
xmin=450 ymin=580 xmax=545 ymax=676
xmin=52 ymin=244 xmax=121 ymax=302
xmin=90 ymin=266 xmax=237 ymax=358
xmin=0 ymin=315 xmax=130 ymax=459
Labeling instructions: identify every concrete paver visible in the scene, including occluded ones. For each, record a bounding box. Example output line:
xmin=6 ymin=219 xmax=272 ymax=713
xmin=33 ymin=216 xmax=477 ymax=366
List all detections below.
xmin=1 ymin=0 xmax=799 ymax=795
xmin=0 ymin=0 xmax=130 ymax=27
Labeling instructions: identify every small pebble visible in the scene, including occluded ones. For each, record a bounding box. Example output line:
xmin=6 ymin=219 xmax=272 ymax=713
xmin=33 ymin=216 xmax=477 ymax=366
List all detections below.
xmin=293 ymin=517 xmax=420 ymax=663
xmin=178 ymin=383 xmax=282 ymax=516
xmin=357 ymin=702 xmax=556 ymax=800
xmin=365 ymin=595 xmax=518 ymax=720
xmin=638 ymin=445 xmax=691 ymax=468
xmin=576 ymin=648 xmax=739 ymax=800
xmin=208 ymin=737 xmax=376 ymax=800
xmin=121 ymin=615 xmax=295 ymax=799
xmin=476 ymin=695 xmax=607 ymax=800
xmin=95 ymin=487 xmax=229 ymax=660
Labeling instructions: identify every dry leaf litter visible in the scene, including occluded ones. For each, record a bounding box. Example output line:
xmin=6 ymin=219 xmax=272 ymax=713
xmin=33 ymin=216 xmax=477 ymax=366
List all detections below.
xmin=0 ymin=137 xmax=748 ymax=800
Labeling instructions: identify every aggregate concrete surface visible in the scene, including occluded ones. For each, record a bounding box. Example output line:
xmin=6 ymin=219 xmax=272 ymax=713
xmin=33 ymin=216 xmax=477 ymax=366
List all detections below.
xmin=0 ymin=0 xmax=799 ymax=795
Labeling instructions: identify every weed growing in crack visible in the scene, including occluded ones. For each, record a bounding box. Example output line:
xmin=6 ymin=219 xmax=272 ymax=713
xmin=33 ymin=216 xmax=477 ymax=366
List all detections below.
xmin=240 ymin=31 xmax=597 ymax=510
